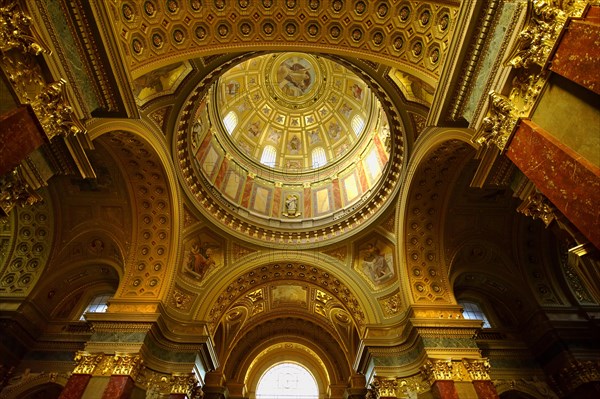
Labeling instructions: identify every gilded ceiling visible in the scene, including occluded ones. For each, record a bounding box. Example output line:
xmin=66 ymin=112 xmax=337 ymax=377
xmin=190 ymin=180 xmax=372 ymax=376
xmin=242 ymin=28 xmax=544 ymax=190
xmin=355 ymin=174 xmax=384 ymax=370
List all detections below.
xmin=111 ymin=0 xmax=459 ymax=84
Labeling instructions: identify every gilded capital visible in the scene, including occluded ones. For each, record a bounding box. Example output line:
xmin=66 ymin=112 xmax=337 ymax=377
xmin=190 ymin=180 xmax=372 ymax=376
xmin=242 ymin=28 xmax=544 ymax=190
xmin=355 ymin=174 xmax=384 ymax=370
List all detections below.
xmin=73 ymin=351 xmax=104 ymax=375
xmin=462 ymin=359 xmax=491 ymax=381
xmin=517 ymin=192 xmax=556 ymax=227
xmin=111 ymin=353 xmax=143 ymax=379
xmin=372 ymin=376 xmax=398 ymax=398
xmin=170 ymin=373 xmax=198 ymax=396
xmin=421 ymin=359 xmax=454 ymax=385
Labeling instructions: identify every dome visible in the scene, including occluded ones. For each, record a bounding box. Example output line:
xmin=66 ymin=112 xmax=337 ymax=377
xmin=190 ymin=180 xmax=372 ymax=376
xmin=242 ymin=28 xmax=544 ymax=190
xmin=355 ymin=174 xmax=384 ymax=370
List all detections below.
xmin=214 ymin=53 xmax=378 ymax=173
xmin=178 ymin=53 xmax=405 ymax=247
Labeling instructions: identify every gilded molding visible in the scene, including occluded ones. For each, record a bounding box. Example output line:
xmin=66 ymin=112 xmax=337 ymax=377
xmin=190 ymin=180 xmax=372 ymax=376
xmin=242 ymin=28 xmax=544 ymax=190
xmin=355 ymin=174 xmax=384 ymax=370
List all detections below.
xmin=421 ymin=359 xmax=487 ymax=384
xmin=474 ymin=91 xmax=518 ymax=151
xmin=371 ymin=377 xmax=399 ymax=398
xmin=169 ymin=373 xmax=198 ymax=395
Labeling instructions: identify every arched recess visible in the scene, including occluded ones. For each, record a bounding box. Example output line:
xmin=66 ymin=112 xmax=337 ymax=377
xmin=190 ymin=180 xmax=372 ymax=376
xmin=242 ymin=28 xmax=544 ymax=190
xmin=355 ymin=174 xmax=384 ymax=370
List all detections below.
xmin=0 ymin=373 xmax=68 ymax=399
xmin=244 ymin=343 xmax=331 ymax=399
xmin=85 ymin=119 xmax=183 ymax=303
xmin=223 ymin=316 xmax=351 ymax=394
xmin=395 ymin=128 xmax=476 ymax=307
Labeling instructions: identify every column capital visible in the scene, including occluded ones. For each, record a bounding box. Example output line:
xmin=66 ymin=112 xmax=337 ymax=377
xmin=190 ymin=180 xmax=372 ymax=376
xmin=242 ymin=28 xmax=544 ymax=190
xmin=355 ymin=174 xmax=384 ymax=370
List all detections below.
xmin=111 ymin=353 xmax=144 ymax=380
xmin=170 ymin=372 xmax=199 ymax=397
xmin=73 ymin=351 xmax=104 ymax=375
xmin=462 ymin=359 xmax=491 ymax=381
xmin=421 ymin=359 xmax=454 ymax=386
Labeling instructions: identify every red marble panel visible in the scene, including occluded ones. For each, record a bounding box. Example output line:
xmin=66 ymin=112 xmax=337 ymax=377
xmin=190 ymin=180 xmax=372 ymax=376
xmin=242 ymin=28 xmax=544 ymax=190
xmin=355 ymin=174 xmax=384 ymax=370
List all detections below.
xmin=584 ymin=5 xmax=600 ymax=23
xmin=431 ymin=381 xmax=459 ymax=399
xmin=272 ymin=186 xmax=282 ymax=217
xmin=304 ymin=187 xmax=312 ymax=217
xmin=196 ymin=130 xmax=213 ymax=159
xmin=169 ymin=394 xmax=188 ymax=399
xmin=240 ymin=175 xmax=254 ymax=208
xmin=214 ymin=157 xmax=229 ymax=189
xmin=472 ymin=380 xmax=500 ymax=399
xmin=550 ymin=19 xmax=600 ymax=94
xmin=507 ymin=119 xmax=600 ymax=248
xmin=0 ymin=105 xmax=45 ymax=175
xmin=357 ymin=163 xmax=369 ymax=192
xmin=332 ymin=179 xmax=342 ymax=209
xmin=101 ymin=375 xmax=134 ymax=399
xmin=58 ymin=374 xmax=92 ymax=399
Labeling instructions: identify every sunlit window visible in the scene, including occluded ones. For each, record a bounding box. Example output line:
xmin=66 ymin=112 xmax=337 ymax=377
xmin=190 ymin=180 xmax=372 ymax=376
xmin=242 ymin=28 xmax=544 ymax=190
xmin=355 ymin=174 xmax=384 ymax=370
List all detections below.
xmin=460 ymin=300 xmax=491 ymax=328
xmin=79 ymin=294 xmax=111 ymax=320
xmin=256 ymin=363 xmax=318 ymax=399
xmin=351 ymin=114 xmax=365 ymax=136
xmin=311 ymin=147 xmax=327 ymax=168
xmin=261 ymin=145 xmax=277 ymax=167
xmin=223 ymin=110 xmax=238 ymax=134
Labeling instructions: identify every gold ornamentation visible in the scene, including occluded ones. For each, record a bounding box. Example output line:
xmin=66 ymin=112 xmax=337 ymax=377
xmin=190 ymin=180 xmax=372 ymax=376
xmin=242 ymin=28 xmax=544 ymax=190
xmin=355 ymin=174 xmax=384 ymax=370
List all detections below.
xmin=30 ymin=80 xmax=86 ymax=140
xmin=421 ymin=359 xmax=454 ymax=385
xmin=517 ymin=192 xmax=556 ymax=227
xmin=475 ymin=92 xmax=518 ymax=150
xmin=379 ymin=292 xmax=402 ymax=317
xmin=0 ymin=3 xmax=48 ymax=56
xmin=73 ymin=351 xmax=104 ymax=374
xmin=112 ymin=353 xmax=143 ymax=379
xmin=398 ymin=375 xmax=431 ymax=396
xmin=506 ymin=0 xmax=565 ymax=70
xmin=462 ymin=358 xmax=491 ymax=381
xmin=173 ymin=289 xmax=192 ymax=310
xmin=170 ymin=373 xmax=198 ymax=395
xmin=366 ymin=379 xmax=380 ymax=399
xmin=372 ymin=376 xmax=398 ymax=397
xmin=0 ymin=168 xmax=41 ymax=217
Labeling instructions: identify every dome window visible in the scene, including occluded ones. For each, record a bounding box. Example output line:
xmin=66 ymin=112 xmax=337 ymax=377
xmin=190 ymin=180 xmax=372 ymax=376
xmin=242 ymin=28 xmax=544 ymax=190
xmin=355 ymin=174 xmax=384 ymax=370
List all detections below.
xmin=351 ymin=114 xmax=365 ymax=136
xmin=223 ymin=110 xmax=238 ymax=134
xmin=311 ymin=147 xmax=327 ymax=168
xmin=260 ymin=145 xmax=277 ymax=167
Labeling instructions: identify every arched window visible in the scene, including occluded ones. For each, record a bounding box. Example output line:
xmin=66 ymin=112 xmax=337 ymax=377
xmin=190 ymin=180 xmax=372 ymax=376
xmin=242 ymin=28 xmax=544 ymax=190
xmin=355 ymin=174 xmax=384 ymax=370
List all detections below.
xmin=260 ymin=145 xmax=277 ymax=167
xmin=256 ymin=363 xmax=318 ymax=399
xmin=459 ymin=300 xmax=491 ymax=328
xmin=351 ymin=114 xmax=365 ymax=136
xmin=79 ymin=294 xmax=111 ymax=320
xmin=223 ymin=110 xmax=238 ymax=134
xmin=311 ymin=147 xmax=327 ymax=168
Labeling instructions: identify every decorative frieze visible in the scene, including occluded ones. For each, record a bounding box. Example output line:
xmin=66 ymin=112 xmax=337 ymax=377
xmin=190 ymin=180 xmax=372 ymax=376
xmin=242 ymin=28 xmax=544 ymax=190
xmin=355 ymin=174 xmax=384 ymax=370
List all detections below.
xmin=72 ymin=352 xmax=143 ymax=379
xmin=73 ymin=351 xmax=104 ymax=375
xmin=462 ymin=359 xmax=491 ymax=381
xmin=421 ymin=358 xmax=492 ymax=384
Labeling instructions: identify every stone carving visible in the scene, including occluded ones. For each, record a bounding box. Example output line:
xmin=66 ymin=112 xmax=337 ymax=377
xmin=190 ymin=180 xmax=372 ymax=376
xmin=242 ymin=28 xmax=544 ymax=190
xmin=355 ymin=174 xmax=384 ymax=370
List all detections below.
xmin=421 ymin=359 xmax=454 ymax=385
xmin=283 ymin=194 xmax=300 ymax=217
xmin=31 ymin=80 xmax=86 ymax=140
xmin=0 ymin=3 xmax=47 ymax=56
xmin=551 ymin=360 xmax=600 ymax=396
xmin=73 ymin=351 xmax=104 ymax=374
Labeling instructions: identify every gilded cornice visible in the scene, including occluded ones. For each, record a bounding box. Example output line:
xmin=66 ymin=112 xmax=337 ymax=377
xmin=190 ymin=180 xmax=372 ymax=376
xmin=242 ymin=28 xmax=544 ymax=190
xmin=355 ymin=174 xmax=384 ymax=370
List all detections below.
xmin=73 ymin=351 xmax=143 ymax=379
xmin=421 ymin=358 xmax=491 ymax=385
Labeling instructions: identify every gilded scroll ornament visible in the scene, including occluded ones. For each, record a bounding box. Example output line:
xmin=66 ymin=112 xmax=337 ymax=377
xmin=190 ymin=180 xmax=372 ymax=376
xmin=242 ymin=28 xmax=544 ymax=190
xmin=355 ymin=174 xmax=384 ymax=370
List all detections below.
xmin=73 ymin=351 xmax=104 ymax=375
xmin=462 ymin=358 xmax=491 ymax=381
xmin=372 ymin=377 xmax=398 ymax=397
xmin=517 ymin=192 xmax=556 ymax=227
xmin=365 ymin=379 xmax=380 ymax=399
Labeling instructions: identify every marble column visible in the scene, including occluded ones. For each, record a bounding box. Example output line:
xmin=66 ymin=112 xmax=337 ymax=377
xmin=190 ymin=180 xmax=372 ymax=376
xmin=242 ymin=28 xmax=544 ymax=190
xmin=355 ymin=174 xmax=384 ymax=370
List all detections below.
xmin=550 ymin=6 xmax=600 ymax=95
xmin=421 ymin=360 xmax=460 ymax=399
xmin=463 ymin=359 xmax=499 ymax=399
xmin=58 ymin=352 xmax=103 ymax=399
xmin=58 ymin=374 xmax=92 ymax=399
xmin=100 ymin=353 xmax=143 ymax=399
xmin=506 ymin=119 xmax=600 ymax=248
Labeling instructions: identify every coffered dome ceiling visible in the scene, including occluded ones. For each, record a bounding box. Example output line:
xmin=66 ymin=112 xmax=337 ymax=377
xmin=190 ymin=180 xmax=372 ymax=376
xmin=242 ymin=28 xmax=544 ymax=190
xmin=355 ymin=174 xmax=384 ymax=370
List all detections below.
xmin=176 ymin=53 xmax=405 ymax=247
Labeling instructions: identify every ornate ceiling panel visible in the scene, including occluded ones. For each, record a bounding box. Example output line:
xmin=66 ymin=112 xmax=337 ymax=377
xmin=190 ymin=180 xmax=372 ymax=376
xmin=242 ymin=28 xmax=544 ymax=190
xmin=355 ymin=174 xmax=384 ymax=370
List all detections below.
xmin=109 ymin=0 xmax=459 ymax=81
